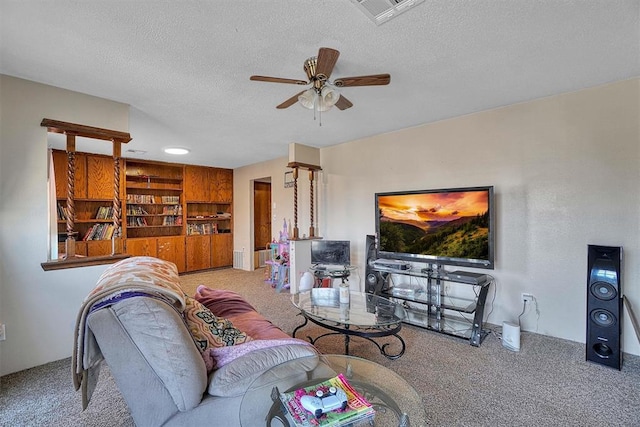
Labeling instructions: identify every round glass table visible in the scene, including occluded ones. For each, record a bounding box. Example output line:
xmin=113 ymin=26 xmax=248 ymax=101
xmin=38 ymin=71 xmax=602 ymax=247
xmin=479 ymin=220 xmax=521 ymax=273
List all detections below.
xmin=291 ymin=289 xmax=407 ymax=359
xmin=239 ymin=354 xmax=426 ymax=426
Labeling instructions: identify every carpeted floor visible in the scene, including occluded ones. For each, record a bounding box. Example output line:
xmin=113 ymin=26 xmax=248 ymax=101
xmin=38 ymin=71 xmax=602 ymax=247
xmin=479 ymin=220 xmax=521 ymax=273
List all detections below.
xmin=1 ymin=267 xmax=639 ymax=426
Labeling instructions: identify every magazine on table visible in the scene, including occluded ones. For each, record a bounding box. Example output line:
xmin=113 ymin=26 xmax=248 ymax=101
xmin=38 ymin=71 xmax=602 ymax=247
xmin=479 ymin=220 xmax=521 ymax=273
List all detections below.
xmin=279 ymin=373 xmax=375 ymax=427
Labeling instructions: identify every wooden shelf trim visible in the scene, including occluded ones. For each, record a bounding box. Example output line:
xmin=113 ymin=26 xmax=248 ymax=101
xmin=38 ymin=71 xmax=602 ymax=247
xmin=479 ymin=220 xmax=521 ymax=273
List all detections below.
xmin=41 ymin=118 xmax=131 ymax=143
xmin=126 ymin=184 xmax=182 ymax=191
xmin=127 ymin=214 xmax=182 ymax=217
xmin=187 ymin=217 xmax=232 ymax=220
xmin=58 ymin=219 xmax=114 ymax=223
xmin=41 ymin=254 xmax=130 ymax=271
xmin=127 ymin=225 xmax=183 ymax=228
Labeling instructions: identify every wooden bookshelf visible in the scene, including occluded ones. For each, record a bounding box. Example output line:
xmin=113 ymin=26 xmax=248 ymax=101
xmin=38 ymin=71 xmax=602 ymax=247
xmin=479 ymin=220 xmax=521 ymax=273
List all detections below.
xmin=52 ymin=151 xmax=233 ymax=271
xmin=184 ymin=165 xmax=233 ymax=271
xmin=53 ymin=150 xmax=124 ymax=257
xmin=124 ymin=159 xmax=184 ymax=240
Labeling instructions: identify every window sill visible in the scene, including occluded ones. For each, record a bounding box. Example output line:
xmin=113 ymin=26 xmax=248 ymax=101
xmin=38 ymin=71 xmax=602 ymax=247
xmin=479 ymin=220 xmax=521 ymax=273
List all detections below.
xmin=41 ymin=254 xmax=130 ymax=271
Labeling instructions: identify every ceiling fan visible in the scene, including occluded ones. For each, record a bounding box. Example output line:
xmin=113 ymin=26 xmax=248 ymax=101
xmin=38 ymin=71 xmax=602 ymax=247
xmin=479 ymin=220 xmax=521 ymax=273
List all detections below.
xmin=250 ymin=47 xmax=390 ymax=112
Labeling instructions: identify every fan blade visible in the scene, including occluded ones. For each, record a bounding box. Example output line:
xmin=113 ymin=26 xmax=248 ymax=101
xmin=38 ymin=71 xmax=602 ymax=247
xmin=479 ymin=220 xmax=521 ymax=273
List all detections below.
xmin=315 ymin=48 xmax=340 ymax=80
xmin=276 ymin=91 xmax=306 ymax=109
xmin=333 ymin=73 xmax=390 ymax=87
xmin=250 ymin=75 xmax=308 ymax=85
xmin=334 ymin=95 xmax=353 ymax=110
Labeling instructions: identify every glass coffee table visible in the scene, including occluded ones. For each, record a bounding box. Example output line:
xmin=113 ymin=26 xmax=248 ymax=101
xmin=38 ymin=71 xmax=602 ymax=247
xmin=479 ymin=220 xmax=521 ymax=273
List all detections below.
xmin=291 ymin=289 xmax=407 ymax=360
xmin=239 ymin=354 xmax=426 ymax=426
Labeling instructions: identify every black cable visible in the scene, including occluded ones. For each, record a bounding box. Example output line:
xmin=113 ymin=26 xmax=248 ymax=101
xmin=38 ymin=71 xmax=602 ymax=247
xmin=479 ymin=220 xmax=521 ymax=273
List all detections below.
xmin=484 ymin=277 xmax=497 ymax=322
xmin=518 ymin=300 xmax=528 ymax=328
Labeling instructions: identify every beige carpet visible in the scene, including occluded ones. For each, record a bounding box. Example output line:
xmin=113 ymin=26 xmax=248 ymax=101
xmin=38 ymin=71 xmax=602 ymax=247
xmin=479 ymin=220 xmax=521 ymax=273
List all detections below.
xmin=2 ymin=267 xmax=639 ymax=426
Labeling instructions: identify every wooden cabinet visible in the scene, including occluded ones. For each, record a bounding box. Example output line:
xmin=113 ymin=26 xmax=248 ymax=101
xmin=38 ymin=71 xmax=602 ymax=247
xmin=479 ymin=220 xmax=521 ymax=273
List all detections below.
xmin=211 ymin=168 xmax=233 ymax=203
xmin=124 ymin=160 xmax=183 ymax=240
xmin=53 ymin=150 xmax=87 ymax=199
xmin=53 ymin=150 xmax=122 ymax=258
xmin=125 ymin=237 xmax=158 ymax=257
xmin=185 ymin=165 xmax=233 ymax=270
xmin=186 ymin=202 xmax=232 ymax=235
xmin=212 ymin=233 xmax=233 ymax=268
xmin=54 ymin=151 xmax=118 ymax=200
xmin=87 ymin=155 xmax=115 ymax=199
xmin=184 ymin=165 xmax=210 ymax=202
xmin=87 ymin=239 xmax=122 ymax=257
xmin=126 ymin=236 xmax=185 ymax=272
xmin=185 ymin=165 xmax=233 ymax=203
xmin=186 ymin=235 xmax=212 ymax=271
xmin=52 ymin=150 xmax=232 ymax=271
xmin=158 ymin=236 xmax=186 ymax=273
xmin=186 ymin=233 xmax=232 ymax=270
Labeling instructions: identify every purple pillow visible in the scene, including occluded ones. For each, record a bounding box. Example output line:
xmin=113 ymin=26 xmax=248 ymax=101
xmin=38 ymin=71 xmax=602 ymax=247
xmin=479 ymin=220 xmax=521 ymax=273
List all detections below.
xmin=195 ymin=285 xmax=256 ymax=318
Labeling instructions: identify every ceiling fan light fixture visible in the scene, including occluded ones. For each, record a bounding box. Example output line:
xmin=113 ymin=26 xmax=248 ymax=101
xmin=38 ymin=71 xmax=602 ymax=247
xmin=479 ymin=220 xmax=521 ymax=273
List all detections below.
xmin=321 ymin=84 xmax=340 ymax=107
xmin=298 ymin=84 xmax=340 ymax=112
xmin=250 ymin=47 xmax=388 ymax=116
xmin=298 ymin=88 xmax=316 ymax=109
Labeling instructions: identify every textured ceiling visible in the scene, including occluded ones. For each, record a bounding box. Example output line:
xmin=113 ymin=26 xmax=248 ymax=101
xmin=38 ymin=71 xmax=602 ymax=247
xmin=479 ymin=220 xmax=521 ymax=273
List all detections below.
xmin=1 ymin=1 xmax=638 ymax=168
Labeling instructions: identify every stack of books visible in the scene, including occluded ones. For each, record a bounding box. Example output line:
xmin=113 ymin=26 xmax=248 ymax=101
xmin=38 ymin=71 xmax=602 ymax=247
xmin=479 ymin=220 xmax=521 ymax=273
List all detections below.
xmin=279 ymin=373 xmax=374 ymax=427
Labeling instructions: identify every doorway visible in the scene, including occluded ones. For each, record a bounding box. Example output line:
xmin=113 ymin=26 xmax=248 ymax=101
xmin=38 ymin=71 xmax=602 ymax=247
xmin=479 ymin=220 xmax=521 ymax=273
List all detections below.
xmin=254 ymin=179 xmax=272 ymax=268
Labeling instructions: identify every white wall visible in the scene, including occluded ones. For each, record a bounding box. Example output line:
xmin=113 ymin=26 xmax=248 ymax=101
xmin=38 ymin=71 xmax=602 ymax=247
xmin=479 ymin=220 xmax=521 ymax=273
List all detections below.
xmin=234 ymin=156 xmax=315 ymax=270
xmin=236 ymin=79 xmax=640 ymax=356
xmin=0 ymin=75 xmax=130 ymax=375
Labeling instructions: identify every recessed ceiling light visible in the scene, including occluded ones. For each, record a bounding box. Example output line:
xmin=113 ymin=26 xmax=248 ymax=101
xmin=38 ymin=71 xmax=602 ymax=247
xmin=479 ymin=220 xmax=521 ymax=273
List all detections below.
xmin=164 ymin=147 xmax=190 ymax=155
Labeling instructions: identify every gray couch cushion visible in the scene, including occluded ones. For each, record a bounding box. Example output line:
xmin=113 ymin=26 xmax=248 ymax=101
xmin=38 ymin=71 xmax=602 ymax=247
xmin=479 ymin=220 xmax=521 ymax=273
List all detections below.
xmin=108 ymin=297 xmax=207 ymax=411
xmin=207 ymin=343 xmax=319 ymax=397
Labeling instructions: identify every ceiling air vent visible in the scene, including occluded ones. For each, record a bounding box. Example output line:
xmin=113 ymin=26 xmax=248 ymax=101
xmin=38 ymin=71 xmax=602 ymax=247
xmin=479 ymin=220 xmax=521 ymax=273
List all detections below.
xmin=349 ymin=0 xmax=424 ymax=25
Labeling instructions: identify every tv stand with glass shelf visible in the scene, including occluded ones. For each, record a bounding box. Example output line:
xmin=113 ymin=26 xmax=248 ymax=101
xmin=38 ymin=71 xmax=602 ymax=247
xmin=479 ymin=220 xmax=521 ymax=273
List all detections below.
xmin=370 ymin=263 xmax=493 ymax=346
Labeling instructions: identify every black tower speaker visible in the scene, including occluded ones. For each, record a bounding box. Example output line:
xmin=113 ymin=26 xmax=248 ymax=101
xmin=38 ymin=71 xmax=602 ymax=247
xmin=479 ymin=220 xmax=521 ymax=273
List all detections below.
xmin=364 ymin=235 xmax=388 ymax=294
xmin=586 ymin=244 xmax=623 ymax=370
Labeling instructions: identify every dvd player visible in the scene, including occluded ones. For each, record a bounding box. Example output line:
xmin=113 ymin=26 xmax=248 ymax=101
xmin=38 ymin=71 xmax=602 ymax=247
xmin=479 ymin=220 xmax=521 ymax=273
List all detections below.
xmin=443 ymin=270 xmax=488 ymax=285
xmin=372 ymin=259 xmax=411 ymax=270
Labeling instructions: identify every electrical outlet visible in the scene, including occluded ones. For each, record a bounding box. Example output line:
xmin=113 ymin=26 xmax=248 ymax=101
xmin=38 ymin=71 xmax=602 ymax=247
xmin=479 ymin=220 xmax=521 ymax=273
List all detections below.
xmin=0 ymin=324 xmax=5 ymax=341
xmin=522 ymin=293 xmax=534 ymax=303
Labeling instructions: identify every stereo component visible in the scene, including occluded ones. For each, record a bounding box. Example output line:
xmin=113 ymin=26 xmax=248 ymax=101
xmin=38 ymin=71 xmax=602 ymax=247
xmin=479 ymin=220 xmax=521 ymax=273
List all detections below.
xmin=586 ymin=244 xmax=622 ymax=370
xmin=365 ymin=235 xmax=388 ymax=294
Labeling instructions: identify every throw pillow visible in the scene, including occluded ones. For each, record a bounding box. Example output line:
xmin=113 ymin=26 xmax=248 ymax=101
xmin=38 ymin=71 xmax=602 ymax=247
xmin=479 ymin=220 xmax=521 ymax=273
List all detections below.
xmin=194 ymin=285 xmax=256 ymax=317
xmin=183 ymin=296 xmax=252 ymax=353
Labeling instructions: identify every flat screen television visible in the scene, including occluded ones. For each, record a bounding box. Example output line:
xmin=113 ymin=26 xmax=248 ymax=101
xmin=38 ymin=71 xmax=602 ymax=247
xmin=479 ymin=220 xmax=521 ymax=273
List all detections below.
xmin=375 ymin=186 xmax=495 ymax=269
xmin=311 ymin=240 xmax=351 ymax=266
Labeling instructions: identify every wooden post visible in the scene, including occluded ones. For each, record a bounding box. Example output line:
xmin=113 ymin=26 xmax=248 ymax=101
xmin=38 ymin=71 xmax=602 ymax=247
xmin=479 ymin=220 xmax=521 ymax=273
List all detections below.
xmin=111 ymin=141 xmax=121 ymax=255
xmin=64 ymin=134 xmax=76 ymax=258
xmin=292 ymin=167 xmax=299 ymax=240
xmin=309 ymin=169 xmax=315 ymax=238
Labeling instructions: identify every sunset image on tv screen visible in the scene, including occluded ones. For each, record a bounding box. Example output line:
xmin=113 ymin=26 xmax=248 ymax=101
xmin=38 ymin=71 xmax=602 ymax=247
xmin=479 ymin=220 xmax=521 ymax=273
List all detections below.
xmin=378 ymin=190 xmax=490 ymax=260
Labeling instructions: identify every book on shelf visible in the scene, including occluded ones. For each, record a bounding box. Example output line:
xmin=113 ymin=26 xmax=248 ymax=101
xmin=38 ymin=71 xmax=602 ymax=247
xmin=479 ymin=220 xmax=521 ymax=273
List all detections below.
xmin=57 ymin=202 xmax=69 ymax=221
xmin=127 ymin=217 xmax=148 ymax=227
xmin=162 ymin=215 xmax=183 ymax=226
xmin=162 ymin=205 xmax=182 ymax=215
xmin=126 ymin=194 xmax=156 ymax=204
xmin=279 ymin=373 xmax=374 ymax=427
xmin=126 ymin=205 xmax=150 ymax=215
xmin=82 ymin=223 xmax=117 ymax=241
xmin=94 ymin=206 xmax=114 ymax=219
xmin=161 ymin=195 xmax=180 ymax=204
xmin=187 ymin=222 xmax=217 ymax=235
